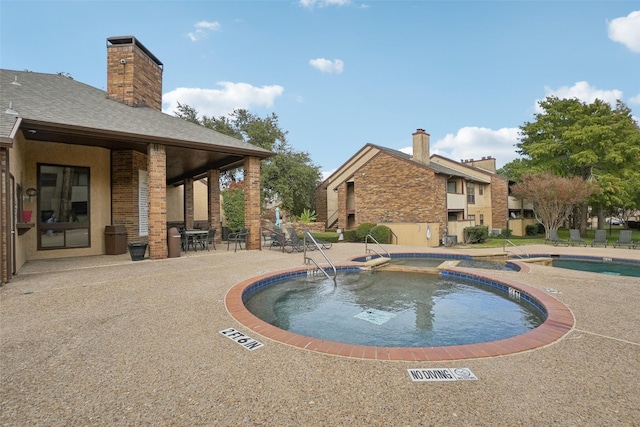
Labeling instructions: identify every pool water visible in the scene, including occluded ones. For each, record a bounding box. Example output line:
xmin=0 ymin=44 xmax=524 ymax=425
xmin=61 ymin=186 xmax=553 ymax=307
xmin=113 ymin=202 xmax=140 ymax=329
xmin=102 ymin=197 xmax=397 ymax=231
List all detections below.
xmin=244 ymin=270 xmax=544 ymax=347
xmin=390 ymin=257 xmax=514 ymax=271
xmin=552 ymin=259 xmax=640 ymax=277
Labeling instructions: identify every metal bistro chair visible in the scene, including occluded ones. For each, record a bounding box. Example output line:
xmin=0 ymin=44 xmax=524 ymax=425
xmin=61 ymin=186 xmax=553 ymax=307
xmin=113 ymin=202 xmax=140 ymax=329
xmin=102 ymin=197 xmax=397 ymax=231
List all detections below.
xmin=196 ymin=228 xmax=217 ymax=251
xmin=227 ymin=228 xmax=249 ymax=252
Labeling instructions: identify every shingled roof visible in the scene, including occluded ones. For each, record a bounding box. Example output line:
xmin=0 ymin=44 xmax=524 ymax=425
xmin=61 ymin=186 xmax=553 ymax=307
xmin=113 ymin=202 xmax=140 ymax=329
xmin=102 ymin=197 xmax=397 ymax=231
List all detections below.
xmin=0 ymin=69 xmax=273 ymax=183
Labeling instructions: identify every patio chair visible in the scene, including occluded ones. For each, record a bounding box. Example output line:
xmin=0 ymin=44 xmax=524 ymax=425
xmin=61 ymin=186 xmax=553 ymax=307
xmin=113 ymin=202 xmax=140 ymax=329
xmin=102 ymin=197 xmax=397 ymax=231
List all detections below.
xmin=591 ymin=229 xmax=608 ymax=248
xmin=568 ymin=229 xmax=587 ymax=247
xmin=614 ymin=230 xmax=633 ymax=249
xmin=269 ymin=228 xmax=294 ymax=253
xmin=546 ymin=229 xmax=569 ymax=246
xmin=286 ymin=227 xmax=315 ymax=252
xmin=227 ymin=228 xmax=249 ymax=252
xmin=199 ymin=228 xmax=216 ymax=251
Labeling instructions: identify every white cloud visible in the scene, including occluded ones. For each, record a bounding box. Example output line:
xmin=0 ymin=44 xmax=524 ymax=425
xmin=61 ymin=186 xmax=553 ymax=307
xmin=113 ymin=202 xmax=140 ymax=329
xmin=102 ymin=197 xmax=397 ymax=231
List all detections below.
xmin=162 ymin=82 xmax=284 ymax=117
xmin=187 ymin=20 xmax=221 ymax=42
xmin=321 ymin=168 xmax=337 ymax=181
xmin=608 ymin=10 xmax=640 ymax=53
xmin=299 ymin=0 xmax=350 ymax=9
xmin=534 ymin=81 xmax=623 ymax=113
xmin=629 ymin=93 xmax=640 ymax=105
xmin=400 ymin=127 xmax=520 ymax=170
xmin=309 ymin=58 xmax=344 ymax=74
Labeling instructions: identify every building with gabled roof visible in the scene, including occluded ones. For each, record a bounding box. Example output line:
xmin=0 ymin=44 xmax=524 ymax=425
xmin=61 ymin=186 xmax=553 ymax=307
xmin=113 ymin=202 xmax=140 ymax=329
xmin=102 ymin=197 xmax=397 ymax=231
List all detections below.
xmin=0 ymin=36 xmax=273 ymax=283
xmin=315 ymin=129 xmax=508 ymax=246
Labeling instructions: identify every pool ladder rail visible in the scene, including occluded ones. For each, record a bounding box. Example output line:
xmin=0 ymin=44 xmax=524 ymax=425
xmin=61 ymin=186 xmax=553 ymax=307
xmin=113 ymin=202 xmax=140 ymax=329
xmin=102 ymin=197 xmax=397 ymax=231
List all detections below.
xmin=303 ymin=230 xmax=337 ymax=282
xmin=364 ymin=234 xmax=391 ymax=267
xmin=503 ymin=239 xmax=529 ymax=259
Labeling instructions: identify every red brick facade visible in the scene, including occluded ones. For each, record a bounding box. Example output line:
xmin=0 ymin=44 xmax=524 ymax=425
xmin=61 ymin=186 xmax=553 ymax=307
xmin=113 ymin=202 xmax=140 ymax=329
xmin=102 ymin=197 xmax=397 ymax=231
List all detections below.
xmin=107 ymin=37 xmax=163 ymax=110
xmin=147 ymin=144 xmax=167 ymax=259
xmin=244 ymin=156 xmax=261 ymax=250
xmin=111 ymin=150 xmax=148 ymax=244
xmin=354 ymin=152 xmax=447 ymax=226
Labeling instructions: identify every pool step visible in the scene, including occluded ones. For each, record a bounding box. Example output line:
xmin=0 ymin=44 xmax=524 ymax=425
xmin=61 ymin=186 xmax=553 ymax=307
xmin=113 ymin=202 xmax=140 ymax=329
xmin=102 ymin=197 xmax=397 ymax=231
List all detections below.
xmin=364 ymin=257 xmax=391 ymax=269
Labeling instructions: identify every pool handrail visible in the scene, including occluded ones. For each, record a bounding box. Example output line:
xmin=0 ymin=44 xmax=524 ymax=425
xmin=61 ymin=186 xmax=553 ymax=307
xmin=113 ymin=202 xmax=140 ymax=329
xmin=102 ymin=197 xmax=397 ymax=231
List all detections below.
xmin=365 ymin=234 xmax=391 ymax=258
xmin=303 ymin=230 xmax=337 ymax=281
xmin=503 ymin=239 xmax=529 ymax=259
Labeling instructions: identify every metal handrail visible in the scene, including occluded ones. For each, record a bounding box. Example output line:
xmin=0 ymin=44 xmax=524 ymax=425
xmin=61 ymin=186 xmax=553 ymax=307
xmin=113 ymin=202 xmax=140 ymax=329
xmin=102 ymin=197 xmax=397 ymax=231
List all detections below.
xmin=303 ymin=230 xmax=337 ymax=281
xmin=503 ymin=239 xmax=529 ymax=259
xmin=365 ymin=234 xmax=390 ymax=258
xmin=389 ymin=229 xmax=398 ymax=245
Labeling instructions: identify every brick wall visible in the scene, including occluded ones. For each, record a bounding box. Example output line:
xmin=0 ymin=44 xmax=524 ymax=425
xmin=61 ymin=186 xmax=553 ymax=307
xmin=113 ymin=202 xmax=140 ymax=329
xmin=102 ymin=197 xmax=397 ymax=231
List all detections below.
xmin=207 ymin=169 xmax=221 ymax=242
xmin=352 ymin=152 xmax=447 ymax=228
xmin=107 ymin=38 xmax=162 ymax=110
xmin=111 ymin=150 xmax=147 ymax=244
xmin=490 ymin=175 xmax=508 ymax=229
xmin=244 ymin=156 xmax=261 ymax=249
xmin=184 ymin=178 xmax=194 ymax=229
xmin=147 ymin=144 xmax=166 ymax=259
xmin=315 ymin=186 xmax=328 ymax=223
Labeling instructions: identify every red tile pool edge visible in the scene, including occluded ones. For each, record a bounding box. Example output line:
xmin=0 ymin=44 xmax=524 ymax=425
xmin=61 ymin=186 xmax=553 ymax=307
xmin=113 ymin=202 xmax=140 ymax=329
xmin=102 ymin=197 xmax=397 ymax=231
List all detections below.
xmin=225 ymin=264 xmax=574 ymax=361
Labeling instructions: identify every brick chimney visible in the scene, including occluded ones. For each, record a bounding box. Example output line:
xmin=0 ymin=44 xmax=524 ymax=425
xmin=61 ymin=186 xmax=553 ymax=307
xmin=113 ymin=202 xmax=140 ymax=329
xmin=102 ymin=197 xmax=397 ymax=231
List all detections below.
xmin=106 ymin=36 xmax=163 ymax=110
xmin=412 ymin=129 xmax=430 ymax=165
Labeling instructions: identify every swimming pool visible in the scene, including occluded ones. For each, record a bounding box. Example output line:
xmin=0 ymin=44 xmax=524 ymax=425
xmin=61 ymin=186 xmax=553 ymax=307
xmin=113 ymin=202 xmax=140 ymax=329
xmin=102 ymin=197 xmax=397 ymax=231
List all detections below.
xmin=226 ymin=265 xmax=573 ymax=361
xmin=352 ymin=253 xmax=520 ymax=271
xmin=551 ymin=257 xmax=640 ymax=277
xmin=244 ymin=270 xmax=544 ymax=347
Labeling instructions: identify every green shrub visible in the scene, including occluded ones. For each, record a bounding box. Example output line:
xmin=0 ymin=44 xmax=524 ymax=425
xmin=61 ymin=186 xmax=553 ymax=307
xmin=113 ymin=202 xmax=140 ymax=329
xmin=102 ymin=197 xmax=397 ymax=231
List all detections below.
xmin=309 ymin=231 xmax=339 ymax=243
xmin=222 ymin=187 xmax=244 ymax=232
xmin=354 ymin=222 xmax=377 ymax=242
xmin=297 ymin=208 xmax=317 ymax=223
xmin=464 ymin=226 xmax=489 ymax=244
xmin=343 ymin=229 xmax=358 ymax=242
xmin=369 ymin=225 xmax=392 ymax=244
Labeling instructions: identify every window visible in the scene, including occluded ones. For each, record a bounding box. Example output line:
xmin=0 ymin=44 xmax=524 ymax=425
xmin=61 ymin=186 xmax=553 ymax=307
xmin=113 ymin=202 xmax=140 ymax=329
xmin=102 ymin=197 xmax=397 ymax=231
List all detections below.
xmin=447 ymin=180 xmax=457 ymax=193
xmin=38 ymin=164 xmax=90 ymax=249
xmin=480 ymin=214 xmax=484 ymax=225
xmin=479 ymin=185 xmax=484 ymax=196
xmin=467 ymin=182 xmax=475 ymax=204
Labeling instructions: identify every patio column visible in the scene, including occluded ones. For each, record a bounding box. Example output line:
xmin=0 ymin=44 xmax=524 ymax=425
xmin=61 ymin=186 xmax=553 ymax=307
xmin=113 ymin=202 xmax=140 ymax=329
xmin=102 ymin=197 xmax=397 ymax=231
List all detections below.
xmin=0 ymin=148 xmax=9 ymax=283
xmin=184 ymin=177 xmax=194 ymax=230
xmin=147 ymin=143 xmax=167 ymax=259
xmin=207 ymin=169 xmax=221 ymax=242
xmin=244 ymin=156 xmax=261 ymax=250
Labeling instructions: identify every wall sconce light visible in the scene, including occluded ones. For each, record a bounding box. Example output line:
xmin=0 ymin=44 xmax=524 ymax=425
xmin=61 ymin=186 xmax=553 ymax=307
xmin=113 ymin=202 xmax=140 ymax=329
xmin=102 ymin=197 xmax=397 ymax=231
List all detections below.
xmin=25 ymin=187 xmax=37 ymax=202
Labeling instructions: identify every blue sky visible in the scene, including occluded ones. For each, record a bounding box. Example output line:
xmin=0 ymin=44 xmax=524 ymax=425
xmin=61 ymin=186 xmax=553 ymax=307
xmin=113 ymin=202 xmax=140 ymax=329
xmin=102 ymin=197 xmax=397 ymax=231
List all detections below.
xmin=2 ymin=1 xmax=639 ymax=179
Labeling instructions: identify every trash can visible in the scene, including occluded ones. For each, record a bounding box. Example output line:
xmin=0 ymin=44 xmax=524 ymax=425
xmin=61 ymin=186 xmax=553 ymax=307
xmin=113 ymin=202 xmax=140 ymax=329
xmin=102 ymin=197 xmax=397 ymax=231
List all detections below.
xmin=167 ymin=227 xmax=182 ymax=258
xmin=105 ymin=225 xmax=127 ymax=255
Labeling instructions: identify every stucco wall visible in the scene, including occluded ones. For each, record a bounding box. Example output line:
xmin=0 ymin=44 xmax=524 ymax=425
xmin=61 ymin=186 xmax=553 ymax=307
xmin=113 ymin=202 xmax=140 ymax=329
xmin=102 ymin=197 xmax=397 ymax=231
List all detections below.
xmin=20 ymin=139 xmax=111 ymax=261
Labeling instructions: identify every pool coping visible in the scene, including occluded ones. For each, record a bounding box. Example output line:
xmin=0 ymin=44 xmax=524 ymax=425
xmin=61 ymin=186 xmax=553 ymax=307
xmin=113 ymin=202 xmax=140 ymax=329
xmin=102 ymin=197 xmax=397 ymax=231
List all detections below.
xmin=225 ymin=262 xmax=575 ymax=361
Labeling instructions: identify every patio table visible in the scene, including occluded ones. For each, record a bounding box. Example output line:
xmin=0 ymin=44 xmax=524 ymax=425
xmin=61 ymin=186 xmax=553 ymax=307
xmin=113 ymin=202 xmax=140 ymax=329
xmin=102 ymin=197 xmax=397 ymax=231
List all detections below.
xmin=182 ymin=229 xmax=209 ymax=252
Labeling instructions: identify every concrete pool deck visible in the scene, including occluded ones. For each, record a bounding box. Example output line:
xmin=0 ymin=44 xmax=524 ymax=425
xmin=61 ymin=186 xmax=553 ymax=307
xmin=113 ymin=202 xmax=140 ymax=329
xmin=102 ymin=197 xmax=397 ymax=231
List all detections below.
xmin=1 ymin=243 xmax=639 ymax=425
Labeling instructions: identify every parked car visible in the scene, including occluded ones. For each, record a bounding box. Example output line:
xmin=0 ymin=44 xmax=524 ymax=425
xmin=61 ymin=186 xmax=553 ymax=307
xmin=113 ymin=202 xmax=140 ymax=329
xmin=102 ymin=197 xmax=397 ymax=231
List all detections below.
xmin=607 ymin=218 xmax=624 ymax=225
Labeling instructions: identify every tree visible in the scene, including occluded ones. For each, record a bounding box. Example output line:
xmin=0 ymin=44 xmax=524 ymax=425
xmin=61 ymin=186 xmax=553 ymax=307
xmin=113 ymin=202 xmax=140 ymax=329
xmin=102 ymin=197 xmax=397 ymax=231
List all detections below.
xmin=508 ymin=96 xmax=640 ymax=232
xmin=174 ymin=104 xmax=321 ymax=216
xmin=511 ymin=172 xmax=599 ymax=238
xmin=221 ymin=182 xmax=245 ymax=232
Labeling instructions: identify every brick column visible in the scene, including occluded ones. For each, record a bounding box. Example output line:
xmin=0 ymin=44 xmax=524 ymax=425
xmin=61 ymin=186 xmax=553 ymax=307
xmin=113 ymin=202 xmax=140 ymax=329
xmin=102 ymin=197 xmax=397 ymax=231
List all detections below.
xmin=207 ymin=169 xmax=221 ymax=242
xmin=184 ymin=178 xmax=194 ymax=230
xmin=337 ymin=182 xmax=347 ymax=230
xmin=244 ymin=156 xmax=261 ymax=250
xmin=0 ymin=148 xmax=9 ymax=284
xmin=147 ymin=144 xmax=167 ymax=259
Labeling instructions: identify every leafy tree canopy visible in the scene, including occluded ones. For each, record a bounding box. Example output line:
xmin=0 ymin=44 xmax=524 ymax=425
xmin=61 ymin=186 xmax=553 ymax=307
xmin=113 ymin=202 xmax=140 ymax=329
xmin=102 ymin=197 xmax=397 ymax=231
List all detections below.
xmin=510 ymin=172 xmax=599 ymax=238
xmin=174 ymin=103 xmax=322 ymax=216
xmin=502 ymin=96 xmax=640 ymax=227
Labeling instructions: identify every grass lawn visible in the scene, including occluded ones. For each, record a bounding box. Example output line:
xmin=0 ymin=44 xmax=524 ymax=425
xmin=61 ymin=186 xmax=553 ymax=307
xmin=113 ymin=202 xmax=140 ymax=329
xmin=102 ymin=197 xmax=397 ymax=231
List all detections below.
xmin=461 ymin=227 xmax=640 ymax=249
